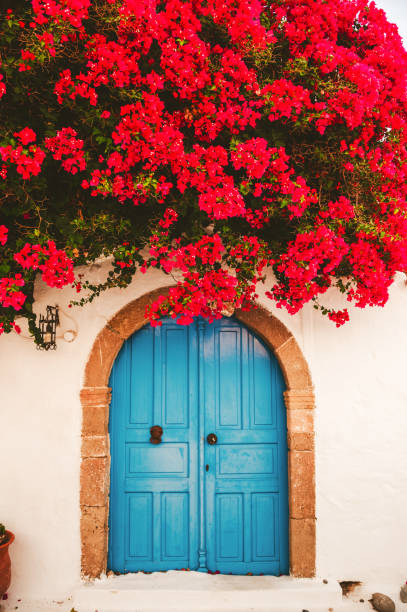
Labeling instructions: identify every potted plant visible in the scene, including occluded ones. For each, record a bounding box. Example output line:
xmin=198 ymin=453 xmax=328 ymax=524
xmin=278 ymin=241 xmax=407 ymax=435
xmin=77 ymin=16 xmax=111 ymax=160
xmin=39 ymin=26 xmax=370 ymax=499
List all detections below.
xmin=0 ymin=524 xmax=14 ymax=597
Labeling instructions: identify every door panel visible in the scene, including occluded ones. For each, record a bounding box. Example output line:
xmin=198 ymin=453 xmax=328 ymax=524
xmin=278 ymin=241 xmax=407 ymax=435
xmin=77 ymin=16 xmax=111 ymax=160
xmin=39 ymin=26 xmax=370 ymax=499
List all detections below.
xmin=127 ymin=443 xmax=189 ymax=477
xmin=251 ymin=493 xmax=278 ymax=560
xmin=217 ymin=329 xmax=241 ymax=428
xmin=127 ymin=493 xmax=153 ymax=560
xmin=161 ymin=492 xmax=189 ymax=560
xmin=216 ymin=444 xmax=277 ymax=478
xmin=162 ymin=326 xmax=189 ymax=427
xmin=216 ymin=493 xmax=244 ymax=561
xmin=108 ymin=317 xmax=288 ymax=575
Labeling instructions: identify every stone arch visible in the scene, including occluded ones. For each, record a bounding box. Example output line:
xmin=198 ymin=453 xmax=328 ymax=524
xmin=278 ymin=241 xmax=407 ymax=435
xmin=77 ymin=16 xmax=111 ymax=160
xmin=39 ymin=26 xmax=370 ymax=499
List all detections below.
xmin=80 ymin=286 xmax=315 ymax=579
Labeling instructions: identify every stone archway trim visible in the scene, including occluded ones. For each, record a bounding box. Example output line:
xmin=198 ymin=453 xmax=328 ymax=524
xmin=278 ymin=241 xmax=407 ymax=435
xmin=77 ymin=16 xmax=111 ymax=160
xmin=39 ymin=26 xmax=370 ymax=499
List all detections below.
xmin=80 ymin=287 xmax=315 ymax=579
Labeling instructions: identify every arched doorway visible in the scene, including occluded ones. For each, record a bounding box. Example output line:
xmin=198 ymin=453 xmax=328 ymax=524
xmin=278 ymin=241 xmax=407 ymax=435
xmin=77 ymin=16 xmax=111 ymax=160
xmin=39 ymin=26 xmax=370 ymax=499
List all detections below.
xmin=80 ymin=286 xmax=315 ymax=579
xmin=107 ymin=316 xmax=288 ymax=575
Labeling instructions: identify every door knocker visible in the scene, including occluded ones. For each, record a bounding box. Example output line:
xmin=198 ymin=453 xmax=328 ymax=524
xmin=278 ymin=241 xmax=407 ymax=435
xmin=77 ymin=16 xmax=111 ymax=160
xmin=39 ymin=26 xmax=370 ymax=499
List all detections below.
xmin=150 ymin=425 xmax=163 ymax=444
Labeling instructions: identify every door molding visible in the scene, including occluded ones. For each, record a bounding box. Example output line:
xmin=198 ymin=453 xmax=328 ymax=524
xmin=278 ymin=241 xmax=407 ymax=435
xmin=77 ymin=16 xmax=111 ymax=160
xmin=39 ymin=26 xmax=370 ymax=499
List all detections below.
xmin=80 ymin=286 xmax=315 ymax=579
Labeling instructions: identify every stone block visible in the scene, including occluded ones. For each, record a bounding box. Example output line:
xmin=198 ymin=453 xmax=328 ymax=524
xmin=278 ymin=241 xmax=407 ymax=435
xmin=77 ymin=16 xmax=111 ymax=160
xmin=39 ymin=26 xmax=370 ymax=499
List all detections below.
xmin=82 ymin=435 xmax=109 ymax=458
xmin=81 ymin=505 xmax=108 ymax=578
xmin=290 ymin=517 xmax=316 ymax=578
xmin=82 ymin=401 xmax=109 ymax=436
xmin=287 ymin=431 xmax=314 ymax=451
xmin=80 ymin=456 xmax=110 ymax=507
xmin=276 ymin=338 xmax=313 ymax=390
xmin=236 ymin=307 xmax=293 ymax=352
xmin=284 ymin=389 xmax=315 ymax=410
xmin=84 ymin=329 xmax=123 ymax=387
xmin=287 ymin=408 xmax=314 ymax=433
xmin=289 ymin=451 xmax=315 ymax=519
xmin=109 ymin=286 xmax=173 ymax=340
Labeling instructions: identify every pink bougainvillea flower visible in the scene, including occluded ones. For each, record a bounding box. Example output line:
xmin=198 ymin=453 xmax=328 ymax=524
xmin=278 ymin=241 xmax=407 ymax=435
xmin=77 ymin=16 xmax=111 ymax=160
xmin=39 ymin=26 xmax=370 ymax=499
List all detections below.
xmin=1 ymin=0 xmax=407 ymax=336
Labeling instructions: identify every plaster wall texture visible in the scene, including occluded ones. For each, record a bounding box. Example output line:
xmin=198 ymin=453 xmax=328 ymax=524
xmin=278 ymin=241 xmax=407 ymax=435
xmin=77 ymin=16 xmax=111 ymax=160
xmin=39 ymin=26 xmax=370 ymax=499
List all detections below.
xmin=1 ymin=263 xmax=407 ymax=601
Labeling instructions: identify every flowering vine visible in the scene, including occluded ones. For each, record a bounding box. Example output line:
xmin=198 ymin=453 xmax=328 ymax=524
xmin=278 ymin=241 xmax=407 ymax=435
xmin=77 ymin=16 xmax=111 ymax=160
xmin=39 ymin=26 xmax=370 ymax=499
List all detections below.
xmin=1 ymin=0 xmax=407 ymax=341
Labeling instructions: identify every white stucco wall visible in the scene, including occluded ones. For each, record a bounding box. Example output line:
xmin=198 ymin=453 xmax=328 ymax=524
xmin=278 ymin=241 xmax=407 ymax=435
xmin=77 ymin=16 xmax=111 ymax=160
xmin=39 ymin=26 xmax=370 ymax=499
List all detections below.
xmin=0 ymin=0 xmax=405 ymax=605
xmin=1 ymin=264 xmax=407 ymax=602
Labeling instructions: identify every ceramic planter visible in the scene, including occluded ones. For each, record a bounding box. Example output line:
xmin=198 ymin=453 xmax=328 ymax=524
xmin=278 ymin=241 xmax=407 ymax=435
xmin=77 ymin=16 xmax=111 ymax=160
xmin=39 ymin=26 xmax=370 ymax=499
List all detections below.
xmin=0 ymin=531 xmax=14 ymax=597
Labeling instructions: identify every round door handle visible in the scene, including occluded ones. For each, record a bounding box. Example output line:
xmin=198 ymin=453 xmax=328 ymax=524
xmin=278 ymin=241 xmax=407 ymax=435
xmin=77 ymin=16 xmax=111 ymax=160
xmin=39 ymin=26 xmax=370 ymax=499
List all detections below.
xmin=206 ymin=433 xmax=218 ymax=445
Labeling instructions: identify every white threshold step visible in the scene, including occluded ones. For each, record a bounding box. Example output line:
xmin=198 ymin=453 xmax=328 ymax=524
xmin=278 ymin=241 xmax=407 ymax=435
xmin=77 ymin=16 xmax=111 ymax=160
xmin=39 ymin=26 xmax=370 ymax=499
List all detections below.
xmin=72 ymin=571 xmax=345 ymax=612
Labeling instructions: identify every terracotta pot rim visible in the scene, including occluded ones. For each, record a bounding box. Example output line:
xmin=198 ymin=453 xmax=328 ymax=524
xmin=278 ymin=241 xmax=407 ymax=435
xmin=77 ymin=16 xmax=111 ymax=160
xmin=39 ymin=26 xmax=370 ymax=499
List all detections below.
xmin=0 ymin=531 xmax=14 ymax=549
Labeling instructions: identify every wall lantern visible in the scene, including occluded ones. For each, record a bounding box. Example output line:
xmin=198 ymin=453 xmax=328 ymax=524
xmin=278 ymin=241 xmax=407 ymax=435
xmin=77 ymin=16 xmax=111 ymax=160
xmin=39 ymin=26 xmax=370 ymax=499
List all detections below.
xmin=38 ymin=306 xmax=59 ymax=350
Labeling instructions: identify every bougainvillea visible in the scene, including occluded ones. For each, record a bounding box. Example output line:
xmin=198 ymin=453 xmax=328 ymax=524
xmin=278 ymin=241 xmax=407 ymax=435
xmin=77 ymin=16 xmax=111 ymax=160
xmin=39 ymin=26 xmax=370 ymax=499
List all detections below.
xmin=1 ymin=0 xmax=407 ymax=342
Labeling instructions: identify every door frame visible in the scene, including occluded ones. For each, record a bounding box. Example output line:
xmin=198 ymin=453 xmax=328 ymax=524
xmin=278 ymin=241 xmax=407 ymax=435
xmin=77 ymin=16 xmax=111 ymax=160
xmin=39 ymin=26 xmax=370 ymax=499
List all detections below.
xmin=80 ymin=286 xmax=316 ymax=579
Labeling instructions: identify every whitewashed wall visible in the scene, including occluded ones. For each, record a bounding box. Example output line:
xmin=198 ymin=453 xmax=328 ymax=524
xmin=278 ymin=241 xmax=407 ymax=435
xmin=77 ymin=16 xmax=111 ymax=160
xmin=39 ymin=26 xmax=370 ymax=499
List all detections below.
xmin=1 ymin=263 xmax=407 ymax=601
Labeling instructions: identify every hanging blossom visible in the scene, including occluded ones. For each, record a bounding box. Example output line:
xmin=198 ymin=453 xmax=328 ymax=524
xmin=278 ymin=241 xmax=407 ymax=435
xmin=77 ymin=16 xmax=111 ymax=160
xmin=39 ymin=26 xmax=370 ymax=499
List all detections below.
xmin=0 ymin=226 xmax=8 ymax=246
xmin=0 ymin=128 xmax=45 ymax=180
xmin=45 ymin=127 xmax=86 ymax=174
xmin=268 ymin=226 xmax=350 ymax=312
xmin=31 ymin=0 xmax=91 ymax=28
xmin=0 ymin=275 xmax=26 ymax=311
xmin=14 ymin=241 xmax=75 ymax=288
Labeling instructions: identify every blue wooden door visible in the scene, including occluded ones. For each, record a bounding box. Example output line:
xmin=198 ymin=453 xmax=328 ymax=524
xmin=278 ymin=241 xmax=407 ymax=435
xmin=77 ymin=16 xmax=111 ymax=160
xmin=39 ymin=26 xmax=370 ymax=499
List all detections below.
xmin=108 ymin=317 xmax=288 ymax=575
xmin=108 ymin=321 xmax=199 ymax=572
xmin=203 ymin=318 xmax=288 ymax=575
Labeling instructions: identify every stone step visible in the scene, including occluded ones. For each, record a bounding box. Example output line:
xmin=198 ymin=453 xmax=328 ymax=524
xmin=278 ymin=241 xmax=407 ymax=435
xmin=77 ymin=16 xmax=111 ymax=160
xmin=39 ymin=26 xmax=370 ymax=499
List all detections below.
xmin=72 ymin=571 xmax=344 ymax=612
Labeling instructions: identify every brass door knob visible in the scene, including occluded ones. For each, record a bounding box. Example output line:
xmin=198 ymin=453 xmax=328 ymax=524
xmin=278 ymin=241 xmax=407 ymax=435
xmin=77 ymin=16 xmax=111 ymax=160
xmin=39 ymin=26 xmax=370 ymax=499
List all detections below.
xmin=206 ymin=433 xmax=218 ymax=445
